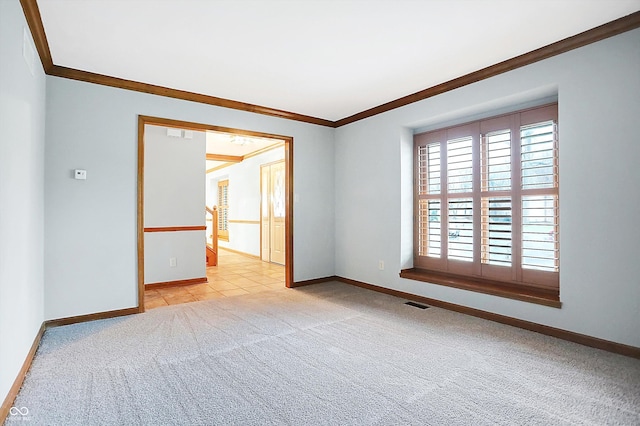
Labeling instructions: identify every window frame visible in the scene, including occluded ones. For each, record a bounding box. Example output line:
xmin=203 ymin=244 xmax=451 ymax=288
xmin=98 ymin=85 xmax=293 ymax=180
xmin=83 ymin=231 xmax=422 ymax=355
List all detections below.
xmin=405 ymin=103 xmax=560 ymax=307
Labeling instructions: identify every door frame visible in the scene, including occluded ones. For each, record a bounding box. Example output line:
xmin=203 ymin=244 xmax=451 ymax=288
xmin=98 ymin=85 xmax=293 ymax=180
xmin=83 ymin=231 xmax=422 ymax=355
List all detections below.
xmin=137 ymin=115 xmax=294 ymax=312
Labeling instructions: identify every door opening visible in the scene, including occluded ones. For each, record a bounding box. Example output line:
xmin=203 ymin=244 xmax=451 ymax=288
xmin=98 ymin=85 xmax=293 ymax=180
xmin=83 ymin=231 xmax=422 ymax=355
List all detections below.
xmin=137 ymin=115 xmax=294 ymax=312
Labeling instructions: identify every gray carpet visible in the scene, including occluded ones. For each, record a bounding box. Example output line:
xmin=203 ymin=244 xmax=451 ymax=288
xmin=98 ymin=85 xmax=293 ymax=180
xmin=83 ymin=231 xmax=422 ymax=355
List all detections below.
xmin=6 ymin=282 xmax=640 ymax=425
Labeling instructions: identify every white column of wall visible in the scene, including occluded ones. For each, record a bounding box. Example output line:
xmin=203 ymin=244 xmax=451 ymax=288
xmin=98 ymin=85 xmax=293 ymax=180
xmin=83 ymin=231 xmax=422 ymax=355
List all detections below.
xmin=143 ymin=125 xmax=206 ymax=284
xmin=0 ymin=0 xmax=46 ymax=408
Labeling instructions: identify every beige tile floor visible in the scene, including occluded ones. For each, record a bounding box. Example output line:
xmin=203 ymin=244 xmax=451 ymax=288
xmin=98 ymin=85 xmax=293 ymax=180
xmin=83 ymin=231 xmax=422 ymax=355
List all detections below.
xmin=144 ymin=249 xmax=285 ymax=310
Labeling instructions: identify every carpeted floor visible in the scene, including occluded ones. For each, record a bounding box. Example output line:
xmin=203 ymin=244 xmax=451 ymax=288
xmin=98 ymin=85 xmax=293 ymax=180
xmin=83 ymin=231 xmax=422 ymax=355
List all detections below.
xmin=6 ymin=282 xmax=640 ymax=425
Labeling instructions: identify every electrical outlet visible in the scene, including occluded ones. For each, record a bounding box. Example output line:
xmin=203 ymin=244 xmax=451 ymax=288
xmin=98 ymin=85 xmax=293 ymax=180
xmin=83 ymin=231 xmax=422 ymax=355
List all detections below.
xmin=378 ymin=260 xmax=384 ymax=270
xmin=169 ymin=257 xmax=177 ymax=267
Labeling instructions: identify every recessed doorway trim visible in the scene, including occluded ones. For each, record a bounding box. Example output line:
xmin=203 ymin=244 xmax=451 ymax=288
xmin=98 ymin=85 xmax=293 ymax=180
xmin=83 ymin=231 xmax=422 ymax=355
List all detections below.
xmin=137 ymin=115 xmax=294 ymax=312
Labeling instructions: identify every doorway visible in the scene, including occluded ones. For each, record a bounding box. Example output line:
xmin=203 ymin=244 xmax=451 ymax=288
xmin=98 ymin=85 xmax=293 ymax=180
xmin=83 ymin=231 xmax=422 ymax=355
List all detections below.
xmin=137 ymin=115 xmax=294 ymax=312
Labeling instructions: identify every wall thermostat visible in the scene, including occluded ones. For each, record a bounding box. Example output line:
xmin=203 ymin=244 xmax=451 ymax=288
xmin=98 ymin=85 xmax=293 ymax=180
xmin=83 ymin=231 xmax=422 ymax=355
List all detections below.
xmin=74 ymin=169 xmax=87 ymax=180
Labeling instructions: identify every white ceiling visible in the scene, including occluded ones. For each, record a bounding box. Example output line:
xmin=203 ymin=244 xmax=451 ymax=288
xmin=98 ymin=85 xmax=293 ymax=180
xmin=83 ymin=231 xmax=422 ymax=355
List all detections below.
xmin=37 ymin=0 xmax=639 ymax=122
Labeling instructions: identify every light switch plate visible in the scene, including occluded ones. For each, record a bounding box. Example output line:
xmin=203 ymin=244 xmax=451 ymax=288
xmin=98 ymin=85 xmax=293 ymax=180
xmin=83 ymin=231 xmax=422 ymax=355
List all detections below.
xmin=74 ymin=169 xmax=87 ymax=180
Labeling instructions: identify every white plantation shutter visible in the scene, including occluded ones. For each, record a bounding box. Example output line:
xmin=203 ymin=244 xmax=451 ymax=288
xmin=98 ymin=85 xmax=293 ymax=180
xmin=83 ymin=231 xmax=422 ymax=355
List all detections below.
xmin=417 ymin=145 xmax=429 ymax=195
xmin=418 ymin=144 xmax=441 ymax=195
xmin=418 ymin=199 xmax=441 ymax=257
xmin=521 ymin=121 xmax=557 ymax=190
xmin=483 ymin=130 xmax=511 ymax=191
xmin=217 ymin=179 xmax=229 ymax=240
xmin=427 ymin=200 xmax=442 ymax=256
xmin=447 ymin=137 xmax=473 ymax=193
xmin=520 ymin=119 xmax=559 ymax=276
xmin=414 ymin=103 xmax=558 ymax=290
xmin=480 ymin=129 xmax=513 ymax=272
xmin=481 ymin=197 xmax=512 ymax=267
xmin=417 ymin=200 xmax=429 ymax=256
xmin=417 ymin=140 xmax=443 ymax=259
xmin=448 ymin=198 xmax=473 ymax=262
xmin=522 ymin=195 xmax=558 ymax=272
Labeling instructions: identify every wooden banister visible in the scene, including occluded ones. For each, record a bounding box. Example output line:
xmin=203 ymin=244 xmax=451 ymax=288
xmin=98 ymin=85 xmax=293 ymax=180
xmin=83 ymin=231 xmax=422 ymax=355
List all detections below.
xmin=205 ymin=205 xmax=219 ymax=266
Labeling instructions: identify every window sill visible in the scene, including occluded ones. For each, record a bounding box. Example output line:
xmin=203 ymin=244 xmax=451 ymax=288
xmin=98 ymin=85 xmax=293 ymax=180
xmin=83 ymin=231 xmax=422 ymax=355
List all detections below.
xmin=399 ymin=268 xmax=561 ymax=308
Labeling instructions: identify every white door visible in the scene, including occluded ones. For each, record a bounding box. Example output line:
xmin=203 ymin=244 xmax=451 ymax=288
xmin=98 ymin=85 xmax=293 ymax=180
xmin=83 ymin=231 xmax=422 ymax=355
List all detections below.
xmin=260 ymin=160 xmax=285 ymax=265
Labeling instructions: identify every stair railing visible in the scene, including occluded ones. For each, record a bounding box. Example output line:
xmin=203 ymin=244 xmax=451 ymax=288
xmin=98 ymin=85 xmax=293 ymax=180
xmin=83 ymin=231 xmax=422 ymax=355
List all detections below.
xmin=205 ymin=205 xmax=218 ymax=266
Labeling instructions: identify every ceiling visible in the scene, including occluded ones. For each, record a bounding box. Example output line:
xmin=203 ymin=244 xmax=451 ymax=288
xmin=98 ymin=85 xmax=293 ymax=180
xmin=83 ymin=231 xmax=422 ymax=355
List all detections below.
xmin=36 ymin=0 xmax=639 ymax=122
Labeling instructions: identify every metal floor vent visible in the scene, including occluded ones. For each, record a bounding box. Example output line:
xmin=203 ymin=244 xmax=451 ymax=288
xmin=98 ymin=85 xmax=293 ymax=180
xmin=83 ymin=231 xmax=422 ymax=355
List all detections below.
xmin=404 ymin=301 xmax=429 ymax=309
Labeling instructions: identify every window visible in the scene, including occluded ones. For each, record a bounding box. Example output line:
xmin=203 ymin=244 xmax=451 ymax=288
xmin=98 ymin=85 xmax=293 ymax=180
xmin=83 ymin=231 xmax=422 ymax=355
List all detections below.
xmin=217 ymin=179 xmax=229 ymax=241
xmin=406 ymin=104 xmax=559 ymax=306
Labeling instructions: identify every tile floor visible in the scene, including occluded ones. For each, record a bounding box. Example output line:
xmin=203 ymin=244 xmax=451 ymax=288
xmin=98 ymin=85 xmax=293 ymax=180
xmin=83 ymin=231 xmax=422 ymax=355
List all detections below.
xmin=144 ymin=249 xmax=285 ymax=310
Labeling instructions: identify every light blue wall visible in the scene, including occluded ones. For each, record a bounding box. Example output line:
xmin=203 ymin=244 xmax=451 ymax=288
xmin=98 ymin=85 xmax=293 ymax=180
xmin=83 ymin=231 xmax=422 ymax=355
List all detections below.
xmin=0 ymin=0 xmax=46 ymax=406
xmin=335 ymin=28 xmax=640 ymax=347
xmin=44 ymin=77 xmax=335 ymax=319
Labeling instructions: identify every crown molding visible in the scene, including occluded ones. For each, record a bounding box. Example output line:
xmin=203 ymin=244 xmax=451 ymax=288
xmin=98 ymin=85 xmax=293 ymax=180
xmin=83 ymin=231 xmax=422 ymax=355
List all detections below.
xmin=46 ymin=65 xmax=335 ymax=127
xmin=334 ymin=10 xmax=640 ymax=127
xmin=19 ymin=0 xmax=53 ymax=72
xmin=19 ymin=0 xmax=640 ymax=129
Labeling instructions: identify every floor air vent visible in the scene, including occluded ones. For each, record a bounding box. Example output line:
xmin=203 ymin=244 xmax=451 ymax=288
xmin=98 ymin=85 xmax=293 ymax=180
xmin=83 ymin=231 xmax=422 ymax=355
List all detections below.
xmin=405 ymin=301 xmax=429 ymax=309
